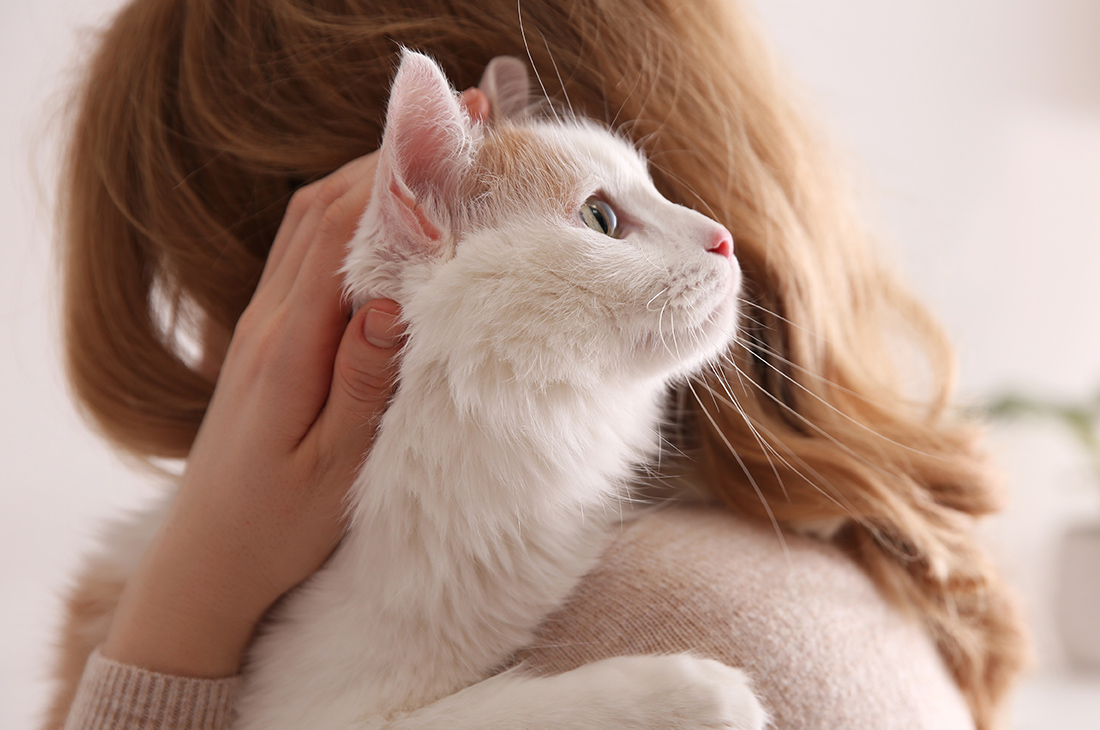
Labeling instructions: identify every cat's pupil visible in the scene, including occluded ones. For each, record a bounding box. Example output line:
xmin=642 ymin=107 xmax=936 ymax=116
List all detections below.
xmin=580 ymin=197 xmax=618 ymax=237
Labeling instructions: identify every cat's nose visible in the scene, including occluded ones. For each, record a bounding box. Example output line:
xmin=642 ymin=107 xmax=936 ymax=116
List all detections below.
xmin=706 ymin=227 xmax=733 ymax=259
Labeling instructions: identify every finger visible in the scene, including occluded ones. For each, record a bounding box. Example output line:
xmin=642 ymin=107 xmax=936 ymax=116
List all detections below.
xmin=310 ymin=300 xmax=405 ymax=462
xmin=259 ymin=153 xmax=379 ymax=296
xmin=263 ymin=153 xmax=378 ymax=284
xmin=236 ymin=158 xmax=381 ymax=435
xmin=283 ymin=162 xmax=379 ymax=333
xmin=259 ymin=183 xmax=336 ymax=293
xmin=258 ymin=190 xmax=311 ymax=290
xmin=459 ymin=87 xmax=491 ymax=123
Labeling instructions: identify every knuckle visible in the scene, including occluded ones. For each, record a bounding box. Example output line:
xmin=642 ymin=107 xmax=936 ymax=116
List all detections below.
xmin=336 ymin=352 xmax=398 ymax=406
xmin=232 ymin=303 xmax=265 ymax=342
xmin=312 ymin=176 xmax=348 ymax=210
xmin=319 ymin=194 xmax=358 ymax=234
xmin=287 ymin=183 xmax=317 ymax=214
xmin=289 ymin=174 xmax=346 ymax=217
xmin=254 ymin=314 xmax=291 ymax=359
xmin=232 ymin=310 xmax=289 ymax=376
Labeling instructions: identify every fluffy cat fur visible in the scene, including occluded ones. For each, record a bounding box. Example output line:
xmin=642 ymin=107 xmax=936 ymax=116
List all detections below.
xmin=67 ymin=51 xmax=767 ymax=730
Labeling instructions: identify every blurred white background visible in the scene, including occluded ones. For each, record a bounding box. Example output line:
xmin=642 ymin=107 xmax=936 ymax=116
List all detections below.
xmin=2 ymin=1 xmax=1099 ymax=728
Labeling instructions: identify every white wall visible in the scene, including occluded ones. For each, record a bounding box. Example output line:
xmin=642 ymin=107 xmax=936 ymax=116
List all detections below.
xmin=3 ymin=1 xmax=1098 ymax=728
xmin=753 ymin=0 xmax=1100 ymax=397
xmin=2 ymin=2 xmax=159 ymax=728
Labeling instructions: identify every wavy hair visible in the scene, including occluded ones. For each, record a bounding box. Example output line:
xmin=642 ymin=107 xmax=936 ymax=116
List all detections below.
xmin=60 ymin=0 xmax=1026 ymax=726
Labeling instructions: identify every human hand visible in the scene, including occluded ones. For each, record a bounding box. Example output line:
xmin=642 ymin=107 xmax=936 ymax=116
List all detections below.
xmin=100 ymin=87 xmax=491 ymax=679
xmin=100 ymin=149 xmax=402 ymax=677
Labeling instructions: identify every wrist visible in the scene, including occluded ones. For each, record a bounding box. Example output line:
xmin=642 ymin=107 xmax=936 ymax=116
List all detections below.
xmin=102 ymin=524 xmax=269 ymax=678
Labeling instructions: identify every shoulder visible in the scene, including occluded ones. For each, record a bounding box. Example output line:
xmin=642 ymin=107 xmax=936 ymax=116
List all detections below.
xmin=517 ymin=504 xmax=974 ymax=730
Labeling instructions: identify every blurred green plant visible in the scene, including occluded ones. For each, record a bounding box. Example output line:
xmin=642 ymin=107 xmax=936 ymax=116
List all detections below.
xmin=985 ymin=388 xmax=1100 ymax=481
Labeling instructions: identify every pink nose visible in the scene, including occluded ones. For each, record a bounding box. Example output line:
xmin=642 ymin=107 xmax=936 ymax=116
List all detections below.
xmin=707 ymin=227 xmax=733 ymax=259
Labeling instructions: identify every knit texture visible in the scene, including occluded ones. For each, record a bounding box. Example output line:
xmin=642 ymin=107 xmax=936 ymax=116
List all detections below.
xmin=63 ymin=649 xmax=240 ymax=730
xmin=517 ymin=504 xmax=974 ymax=729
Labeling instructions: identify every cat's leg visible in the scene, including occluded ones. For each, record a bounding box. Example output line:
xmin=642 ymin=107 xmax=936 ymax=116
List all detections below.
xmin=381 ymin=654 xmax=768 ymax=730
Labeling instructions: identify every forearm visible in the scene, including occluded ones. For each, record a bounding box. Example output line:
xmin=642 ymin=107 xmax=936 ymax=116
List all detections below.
xmin=100 ymin=531 xmax=263 ymax=678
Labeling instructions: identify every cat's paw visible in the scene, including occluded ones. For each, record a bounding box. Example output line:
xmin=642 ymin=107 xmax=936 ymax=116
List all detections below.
xmin=582 ymin=654 xmax=769 ymax=729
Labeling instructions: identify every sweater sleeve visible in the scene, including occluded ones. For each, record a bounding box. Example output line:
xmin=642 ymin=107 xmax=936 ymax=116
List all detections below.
xmin=62 ymin=648 xmax=240 ymax=730
xmin=512 ymin=504 xmax=976 ymax=730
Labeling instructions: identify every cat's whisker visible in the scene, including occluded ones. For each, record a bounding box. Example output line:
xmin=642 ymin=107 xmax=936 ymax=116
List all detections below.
xmin=736 ymin=298 xmax=948 ymax=461
xmin=538 ymin=31 xmax=575 ymax=120
xmin=738 ymin=297 xmax=822 ymax=342
xmin=729 ymin=332 xmax=945 ymax=462
xmin=668 ymin=308 xmax=683 ymax=362
xmin=685 ymin=379 xmax=790 ymax=563
xmin=657 ymin=432 xmax=688 ymax=460
xmin=624 ymin=122 xmax=670 ymax=158
xmin=645 ymin=287 xmax=669 ymax=311
xmin=618 ymin=37 xmax=670 ymax=149
xmin=634 ymin=243 xmax=671 ymax=275
xmin=608 ymin=71 xmax=644 ymax=133
xmin=740 ymin=325 xmax=902 ymax=416
xmin=705 ymin=361 xmax=790 ymax=503
xmin=656 ymin=300 xmax=678 ymax=362
xmin=516 ymin=0 xmax=560 ymax=123
xmin=655 ymin=299 xmax=666 ymax=347
xmin=645 ymin=158 xmax=721 ymax=223
xmin=652 ymin=412 xmax=665 ymax=477
xmin=718 ymin=348 xmax=909 ymax=489
xmin=698 ymin=365 xmax=857 ymax=520
xmin=733 ymin=305 xmax=772 ymax=333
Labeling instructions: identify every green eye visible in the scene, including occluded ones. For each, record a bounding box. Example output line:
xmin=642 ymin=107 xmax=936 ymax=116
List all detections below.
xmin=579 ymin=196 xmax=618 ymax=237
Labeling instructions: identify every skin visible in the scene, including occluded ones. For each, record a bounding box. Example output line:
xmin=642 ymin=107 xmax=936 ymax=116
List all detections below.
xmin=100 ymin=88 xmax=491 ymax=679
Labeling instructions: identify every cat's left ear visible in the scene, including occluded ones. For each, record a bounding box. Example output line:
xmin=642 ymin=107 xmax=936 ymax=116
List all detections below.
xmin=377 ymin=49 xmax=475 ymax=250
xmin=478 ymin=56 xmax=530 ymax=121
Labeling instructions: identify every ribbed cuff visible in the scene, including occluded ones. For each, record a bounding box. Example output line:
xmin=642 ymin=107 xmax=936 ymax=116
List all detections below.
xmin=62 ymin=648 xmax=241 ymax=730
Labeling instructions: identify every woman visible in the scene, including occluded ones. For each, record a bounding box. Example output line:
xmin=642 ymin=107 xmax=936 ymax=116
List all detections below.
xmin=48 ymin=0 xmax=1027 ymax=728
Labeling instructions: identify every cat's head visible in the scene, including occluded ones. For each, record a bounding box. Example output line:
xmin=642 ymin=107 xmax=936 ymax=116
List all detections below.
xmin=345 ymin=50 xmax=741 ymax=388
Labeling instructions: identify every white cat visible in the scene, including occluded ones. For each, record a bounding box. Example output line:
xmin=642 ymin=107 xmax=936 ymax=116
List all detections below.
xmin=231 ymin=50 xmax=763 ymax=730
xmin=105 ymin=50 xmax=767 ymax=730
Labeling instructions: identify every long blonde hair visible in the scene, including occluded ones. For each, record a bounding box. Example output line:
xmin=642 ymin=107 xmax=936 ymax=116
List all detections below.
xmin=61 ymin=0 xmax=1026 ymax=726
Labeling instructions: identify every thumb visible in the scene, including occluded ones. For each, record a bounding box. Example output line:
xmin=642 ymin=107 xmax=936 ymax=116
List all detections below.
xmin=315 ymin=299 xmax=405 ymax=460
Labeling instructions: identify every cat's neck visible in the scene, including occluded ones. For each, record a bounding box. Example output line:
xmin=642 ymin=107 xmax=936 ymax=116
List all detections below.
xmin=354 ymin=346 xmax=667 ymax=538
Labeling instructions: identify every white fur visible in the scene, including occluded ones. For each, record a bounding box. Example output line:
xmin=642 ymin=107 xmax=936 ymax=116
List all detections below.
xmin=91 ymin=51 xmax=767 ymax=729
xmin=235 ymin=51 xmax=763 ymax=730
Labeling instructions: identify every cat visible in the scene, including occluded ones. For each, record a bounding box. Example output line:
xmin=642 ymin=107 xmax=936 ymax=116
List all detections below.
xmin=230 ymin=50 xmax=763 ymax=730
xmin=72 ymin=50 xmax=768 ymax=730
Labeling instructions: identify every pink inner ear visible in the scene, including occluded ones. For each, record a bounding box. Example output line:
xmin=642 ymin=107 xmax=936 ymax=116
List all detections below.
xmin=383 ymin=51 xmax=472 ymax=204
xmin=389 ymin=179 xmax=443 ymax=241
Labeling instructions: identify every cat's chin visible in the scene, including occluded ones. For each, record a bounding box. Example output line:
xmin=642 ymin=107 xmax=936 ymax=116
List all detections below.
xmin=681 ymin=295 xmax=740 ymax=372
xmin=628 ymin=295 xmax=738 ymax=380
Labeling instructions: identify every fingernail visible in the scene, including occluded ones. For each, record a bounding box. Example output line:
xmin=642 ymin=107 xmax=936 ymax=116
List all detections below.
xmin=364 ymin=308 xmax=402 ymax=349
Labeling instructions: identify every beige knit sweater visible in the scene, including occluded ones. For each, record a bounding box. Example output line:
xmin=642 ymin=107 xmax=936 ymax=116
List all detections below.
xmin=60 ymin=505 xmax=973 ymax=730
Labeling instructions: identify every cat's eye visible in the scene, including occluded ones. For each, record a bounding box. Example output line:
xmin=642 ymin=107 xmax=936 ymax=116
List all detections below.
xmin=579 ymin=197 xmax=618 ymax=238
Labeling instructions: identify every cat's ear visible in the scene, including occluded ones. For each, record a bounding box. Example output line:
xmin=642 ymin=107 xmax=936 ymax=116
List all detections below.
xmin=377 ymin=49 xmax=473 ymax=247
xmin=478 ymin=56 xmax=530 ymax=121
